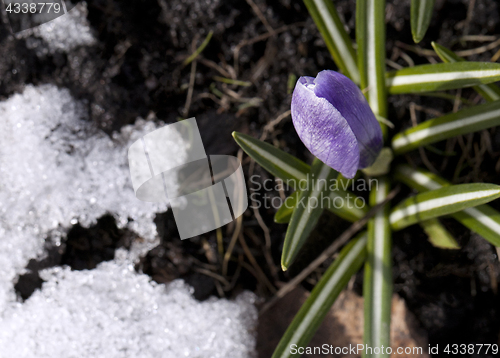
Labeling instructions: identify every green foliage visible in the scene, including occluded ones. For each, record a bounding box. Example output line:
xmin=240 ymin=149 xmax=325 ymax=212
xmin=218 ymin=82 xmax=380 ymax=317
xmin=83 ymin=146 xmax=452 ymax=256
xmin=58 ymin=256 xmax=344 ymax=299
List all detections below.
xmin=411 ymin=0 xmax=435 ymax=43
xmin=281 ymin=160 xmax=337 ymax=270
xmin=419 ymin=218 xmax=460 ymax=249
xmin=272 ymin=233 xmax=367 ymax=358
xmin=390 ymin=184 xmax=500 ymax=230
xmin=233 ymin=131 xmax=369 ymax=222
xmin=392 ymin=100 xmax=500 ymax=154
xmin=232 ymin=2 xmax=500 ymax=356
xmin=357 ymin=0 xmax=388 ymax=118
xmin=394 ymin=165 xmax=500 ymax=247
xmin=302 ymin=0 xmax=359 ymax=83
xmin=387 ymin=62 xmax=500 ymax=94
xmin=363 ymin=177 xmax=392 ymax=358
xmin=274 ymin=190 xmax=300 ymax=224
xmin=431 ymin=42 xmax=500 ymax=101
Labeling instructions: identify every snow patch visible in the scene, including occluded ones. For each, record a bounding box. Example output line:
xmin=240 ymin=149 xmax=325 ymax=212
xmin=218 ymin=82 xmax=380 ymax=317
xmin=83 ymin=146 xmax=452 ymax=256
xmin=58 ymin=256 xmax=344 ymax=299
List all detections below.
xmin=22 ymin=2 xmax=96 ymax=55
xmin=0 ymin=84 xmax=257 ymax=357
xmin=0 ymin=258 xmax=257 ymax=358
xmin=0 ymin=84 xmax=185 ymax=311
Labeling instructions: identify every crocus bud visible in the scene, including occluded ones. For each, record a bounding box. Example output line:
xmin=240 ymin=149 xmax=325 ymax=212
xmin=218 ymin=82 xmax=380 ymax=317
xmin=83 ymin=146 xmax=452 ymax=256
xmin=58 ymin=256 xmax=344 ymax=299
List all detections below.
xmin=291 ymin=70 xmax=383 ymax=178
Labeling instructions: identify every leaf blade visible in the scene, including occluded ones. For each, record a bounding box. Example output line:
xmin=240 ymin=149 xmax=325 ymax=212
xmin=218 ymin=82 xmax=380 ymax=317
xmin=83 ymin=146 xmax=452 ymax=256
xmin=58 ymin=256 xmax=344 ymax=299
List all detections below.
xmin=432 ymin=42 xmax=500 ymax=102
xmin=420 ymin=218 xmax=460 ymax=249
xmin=232 ymin=132 xmax=309 ymax=189
xmin=303 ymin=0 xmax=359 ymax=83
xmin=272 ymin=233 xmax=367 ymax=358
xmin=281 ymin=160 xmax=337 ymax=270
xmin=392 ymin=100 xmax=500 ymax=154
xmin=387 ymin=62 xmax=500 ymax=94
xmin=364 ymin=177 xmax=392 ymax=358
xmin=274 ymin=190 xmax=300 ymax=224
xmin=392 ymin=166 xmax=500 ymax=242
xmin=327 ymin=190 xmax=369 ymax=222
xmin=453 ymin=205 xmax=500 ymax=246
xmin=275 ymin=189 xmax=368 ymax=224
xmin=390 ymin=183 xmax=500 ymax=230
xmin=393 ymin=164 xmax=449 ymax=192
xmin=411 ymin=0 xmax=435 ymax=43
xmin=233 ymin=132 xmax=368 ymax=222
xmin=357 ymin=0 xmax=388 ymax=119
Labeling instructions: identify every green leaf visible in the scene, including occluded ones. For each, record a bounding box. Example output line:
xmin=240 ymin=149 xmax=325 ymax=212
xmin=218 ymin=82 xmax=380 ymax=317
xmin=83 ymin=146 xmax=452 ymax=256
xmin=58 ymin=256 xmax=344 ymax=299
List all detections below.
xmin=420 ymin=219 xmax=460 ymax=249
xmin=432 ymin=42 xmax=500 ymax=102
xmin=281 ymin=160 xmax=337 ymax=270
xmin=363 ymin=177 xmax=392 ymax=358
xmin=453 ymin=205 xmax=500 ymax=247
xmin=394 ymin=165 xmax=500 ymax=246
xmin=362 ymin=147 xmax=394 ymax=176
xmin=431 ymin=42 xmax=461 ymax=63
xmin=233 ymin=131 xmax=368 ymax=222
xmin=232 ymin=132 xmax=309 ymax=189
xmin=393 ymin=164 xmax=449 ymax=192
xmin=386 ymin=62 xmax=500 ymax=94
xmin=390 ymin=183 xmax=500 ymax=231
xmin=303 ymin=0 xmax=359 ymax=83
xmin=275 ymin=190 xmax=369 ymax=224
xmin=392 ymin=99 xmax=500 ymax=154
xmin=327 ymin=190 xmax=369 ymax=222
xmin=357 ymin=0 xmax=388 ymax=120
xmin=275 ymin=191 xmax=299 ymax=224
xmin=272 ymin=233 xmax=367 ymax=358
xmin=411 ymin=0 xmax=435 ymax=43
xmin=419 ymin=91 xmax=476 ymax=106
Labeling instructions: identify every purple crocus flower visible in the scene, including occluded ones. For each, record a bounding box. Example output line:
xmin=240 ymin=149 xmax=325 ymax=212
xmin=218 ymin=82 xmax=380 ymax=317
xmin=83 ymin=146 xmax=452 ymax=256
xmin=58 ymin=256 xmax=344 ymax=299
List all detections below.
xmin=291 ymin=70 xmax=383 ymax=178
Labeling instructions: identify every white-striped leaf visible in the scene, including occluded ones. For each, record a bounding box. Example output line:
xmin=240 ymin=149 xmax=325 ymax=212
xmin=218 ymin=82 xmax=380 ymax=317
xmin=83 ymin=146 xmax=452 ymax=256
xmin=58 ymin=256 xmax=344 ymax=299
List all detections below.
xmin=386 ymin=62 xmax=500 ymax=94
xmin=232 ymin=131 xmax=309 ymax=188
xmin=272 ymin=233 xmax=367 ymax=358
xmin=357 ymin=0 xmax=388 ymax=123
xmin=303 ymin=0 xmax=359 ymax=83
xmin=453 ymin=205 xmax=500 ymax=247
xmin=393 ymin=164 xmax=448 ymax=192
xmin=275 ymin=190 xmax=300 ymax=224
xmin=420 ymin=218 xmax=460 ymax=249
xmin=394 ymin=165 xmax=500 ymax=246
xmin=432 ymin=42 xmax=500 ymax=102
xmin=362 ymin=147 xmax=394 ymax=176
xmin=327 ymin=190 xmax=369 ymax=222
xmin=275 ymin=189 xmax=368 ymax=224
xmin=281 ymin=160 xmax=337 ymax=270
xmin=233 ymin=131 xmax=367 ymax=222
xmin=411 ymin=0 xmax=435 ymax=43
xmin=392 ymin=100 xmax=500 ymax=154
xmin=391 ymin=181 xmax=500 ymax=235
xmin=364 ymin=177 xmax=392 ymax=358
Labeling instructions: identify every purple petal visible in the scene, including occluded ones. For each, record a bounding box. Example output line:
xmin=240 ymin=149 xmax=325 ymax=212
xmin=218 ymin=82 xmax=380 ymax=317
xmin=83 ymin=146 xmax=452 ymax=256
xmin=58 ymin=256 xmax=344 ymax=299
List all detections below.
xmin=313 ymin=70 xmax=382 ymax=168
xmin=291 ymin=76 xmax=360 ymax=178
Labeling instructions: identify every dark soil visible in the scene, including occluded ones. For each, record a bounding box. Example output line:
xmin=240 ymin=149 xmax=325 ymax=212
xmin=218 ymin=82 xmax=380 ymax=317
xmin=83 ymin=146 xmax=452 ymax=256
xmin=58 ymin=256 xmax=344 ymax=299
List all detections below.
xmin=2 ymin=0 xmax=500 ymax=357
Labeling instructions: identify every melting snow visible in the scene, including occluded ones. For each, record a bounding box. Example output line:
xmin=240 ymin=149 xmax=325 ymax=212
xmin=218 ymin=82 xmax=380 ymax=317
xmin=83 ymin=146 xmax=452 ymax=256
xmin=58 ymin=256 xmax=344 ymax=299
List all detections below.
xmin=21 ymin=2 xmax=96 ymax=55
xmin=0 ymin=84 xmax=257 ymax=357
xmin=0 ymin=256 xmax=257 ymax=358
